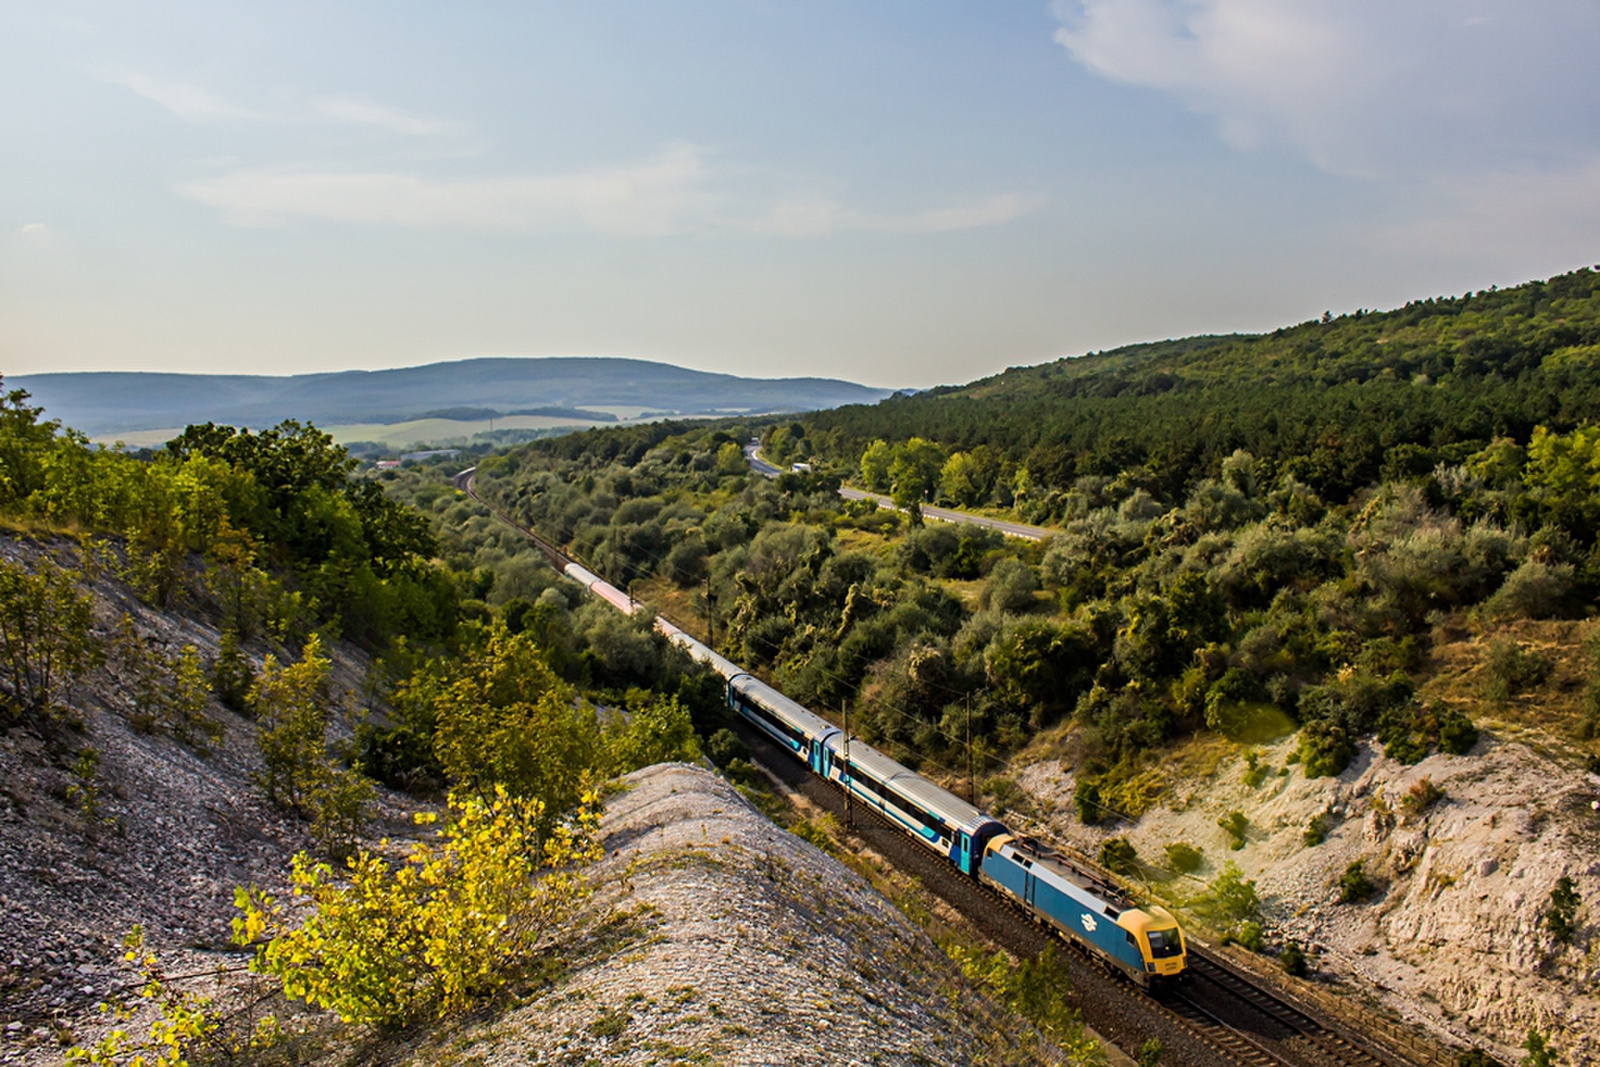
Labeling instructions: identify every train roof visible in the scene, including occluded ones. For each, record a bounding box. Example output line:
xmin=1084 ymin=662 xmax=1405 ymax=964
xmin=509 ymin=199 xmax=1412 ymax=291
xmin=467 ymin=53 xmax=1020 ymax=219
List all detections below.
xmin=834 ymin=735 xmax=998 ymax=835
xmin=992 ymin=834 xmax=1133 ymax=910
xmin=728 ymin=672 xmax=840 ymax=742
xmin=656 ymin=620 xmax=747 ymax=679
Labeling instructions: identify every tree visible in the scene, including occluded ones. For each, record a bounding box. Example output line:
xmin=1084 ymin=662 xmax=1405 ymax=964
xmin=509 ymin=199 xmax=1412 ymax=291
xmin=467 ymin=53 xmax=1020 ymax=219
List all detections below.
xmin=860 ymin=439 xmax=894 ymax=491
xmin=252 ymin=634 xmax=338 ymax=815
xmin=430 ymin=621 xmax=601 ymax=821
xmin=234 ymin=787 xmax=601 ymax=1027
xmin=0 ymin=557 xmax=97 ymax=719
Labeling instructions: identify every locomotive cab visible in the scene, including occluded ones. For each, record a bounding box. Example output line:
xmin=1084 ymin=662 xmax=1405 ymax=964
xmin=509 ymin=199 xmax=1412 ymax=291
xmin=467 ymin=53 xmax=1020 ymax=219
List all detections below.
xmin=1115 ymin=906 xmax=1187 ymax=985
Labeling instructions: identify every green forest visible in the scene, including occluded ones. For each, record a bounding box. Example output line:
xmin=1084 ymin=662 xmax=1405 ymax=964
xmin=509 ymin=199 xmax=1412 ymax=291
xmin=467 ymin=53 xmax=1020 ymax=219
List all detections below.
xmin=445 ymin=267 xmax=1600 ymax=820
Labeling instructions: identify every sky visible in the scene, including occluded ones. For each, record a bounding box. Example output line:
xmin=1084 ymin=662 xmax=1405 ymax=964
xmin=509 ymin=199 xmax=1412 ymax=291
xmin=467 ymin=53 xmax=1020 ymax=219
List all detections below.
xmin=3 ymin=1 xmax=1599 ymax=390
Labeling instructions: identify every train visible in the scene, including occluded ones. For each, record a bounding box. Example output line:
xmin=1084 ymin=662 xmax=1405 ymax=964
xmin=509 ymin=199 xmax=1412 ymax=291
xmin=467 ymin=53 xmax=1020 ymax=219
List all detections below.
xmin=555 ymin=555 xmax=1188 ymax=987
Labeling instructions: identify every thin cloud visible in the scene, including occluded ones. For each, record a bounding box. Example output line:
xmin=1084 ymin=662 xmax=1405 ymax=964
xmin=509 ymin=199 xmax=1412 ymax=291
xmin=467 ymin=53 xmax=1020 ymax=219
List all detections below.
xmin=102 ymin=70 xmax=258 ymax=122
xmin=312 ymin=95 xmax=462 ymax=137
xmin=179 ymin=144 xmax=716 ymax=236
xmin=1052 ymin=0 xmax=1600 ymax=179
xmin=1372 ymin=158 xmax=1600 ymax=271
xmin=754 ymin=193 xmax=1046 ymax=237
xmin=19 ymin=223 xmax=48 ymax=235
xmin=181 ymin=144 xmax=1043 ymax=238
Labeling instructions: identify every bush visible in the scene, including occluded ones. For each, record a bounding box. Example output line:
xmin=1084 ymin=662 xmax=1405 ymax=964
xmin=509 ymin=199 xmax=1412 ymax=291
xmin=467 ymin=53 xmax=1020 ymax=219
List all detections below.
xmin=1401 ymin=776 xmax=1445 ymax=816
xmin=1218 ymin=810 xmax=1249 ymax=850
xmin=1242 ymin=750 xmax=1270 ymax=788
xmin=235 ymin=787 xmax=601 ymax=1027
xmin=1455 ymin=1048 xmax=1500 ymax=1067
xmin=1544 ymin=876 xmax=1580 ymax=945
xmin=1206 ymin=862 xmax=1260 ymax=924
xmin=1339 ymin=861 xmax=1375 ymax=903
xmin=1437 ymin=705 xmax=1480 ymax=755
xmin=1137 ymin=1038 xmax=1164 ymax=1067
xmin=1099 ymin=837 xmax=1138 ymax=876
xmin=1484 ymin=639 xmax=1553 ymax=704
xmin=1279 ymin=940 xmax=1309 ymax=977
xmin=1522 ymin=1030 xmax=1557 ymax=1067
xmin=1231 ymin=920 xmax=1264 ymax=952
xmin=1074 ymin=777 xmax=1105 ymax=825
xmin=980 ymin=559 xmax=1039 ymax=613
xmin=1302 ymin=811 xmax=1334 ymax=846
xmin=1165 ymin=842 xmax=1204 ymax=874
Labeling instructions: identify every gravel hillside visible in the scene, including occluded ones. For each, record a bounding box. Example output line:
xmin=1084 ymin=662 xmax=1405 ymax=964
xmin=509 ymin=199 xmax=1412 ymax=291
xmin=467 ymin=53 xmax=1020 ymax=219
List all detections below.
xmin=1012 ymin=731 xmax=1600 ymax=1064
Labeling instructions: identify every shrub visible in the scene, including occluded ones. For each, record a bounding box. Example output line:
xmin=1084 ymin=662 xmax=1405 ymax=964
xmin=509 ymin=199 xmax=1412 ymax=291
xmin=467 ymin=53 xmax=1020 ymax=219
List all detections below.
xmin=211 ymin=626 xmax=256 ymax=714
xmin=1231 ymin=920 xmax=1264 ymax=952
xmin=1099 ymin=837 xmax=1138 ymax=876
xmin=1484 ymin=639 xmax=1553 ymax=704
xmin=1544 ymin=876 xmax=1580 ymax=945
xmin=0 ymin=556 xmax=97 ymax=720
xmin=1435 ymin=703 xmax=1480 ymax=755
xmin=1455 ymin=1048 xmax=1499 ymax=1067
xmin=1401 ymin=776 xmax=1445 ymax=816
xmin=1303 ymin=811 xmax=1334 ymax=846
xmin=235 ymin=787 xmax=601 ymax=1027
xmin=1279 ymin=940 xmax=1309 ymax=977
xmin=1298 ymin=717 xmax=1356 ymax=778
xmin=1242 ymin=750 xmax=1270 ymax=788
xmin=1339 ymin=861 xmax=1375 ymax=904
xmin=1206 ymin=862 xmax=1259 ymax=924
xmin=980 ymin=559 xmax=1039 ymax=613
xmin=1165 ymin=842 xmax=1204 ymax=874
xmin=1074 ymin=777 xmax=1105 ymax=825
xmin=1218 ymin=810 xmax=1249 ymax=850
xmin=1522 ymin=1030 xmax=1557 ymax=1067
xmin=1138 ymin=1038 xmax=1164 ymax=1067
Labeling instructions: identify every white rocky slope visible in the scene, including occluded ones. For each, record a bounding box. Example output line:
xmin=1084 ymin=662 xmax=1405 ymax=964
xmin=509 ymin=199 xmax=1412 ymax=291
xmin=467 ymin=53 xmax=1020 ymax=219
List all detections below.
xmin=388 ymin=763 xmax=1065 ymax=1067
xmin=1013 ymin=733 xmax=1600 ymax=1064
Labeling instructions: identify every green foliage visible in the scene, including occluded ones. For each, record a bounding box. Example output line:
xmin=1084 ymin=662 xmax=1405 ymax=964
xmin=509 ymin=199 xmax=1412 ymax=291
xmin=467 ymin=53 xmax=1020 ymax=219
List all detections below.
xmin=0 ymin=555 xmax=97 ymax=720
xmin=234 ymin=787 xmax=601 ymax=1027
xmin=211 ymin=626 xmax=256 ymax=714
xmin=1074 ymin=777 xmax=1105 ymax=825
xmin=1242 ymin=749 xmax=1270 ymax=788
xmin=1279 ymin=940 xmax=1309 ymax=977
xmin=1217 ymin=810 xmax=1249 ymax=850
xmin=250 ymin=634 xmax=373 ymax=855
xmin=65 ymin=926 xmax=276 ymax=1067
xmin=1164 ymin=842 xmax=1203 ymax=874
xmin=1339 ymin=861 xmax=1376 ymax=904
xmin=1456 ymin=1049 xmax=1501 ymax=1067
xmin=1521 ymin=1030 xmax=1557 ymax=1067
xmin=1303 ymin=811 xmax=1334 ymax=846
xmin=1231 ymin=920 xmax=1264 ymax=952
xmin=1484 ymin=639 xmax=1554 ymax=704
xmin=1137 ymin=1038 xmax=1164 ymax=1067
xmin=1544 ymin=876 xmax=1580 ymax=945
xmin=112 ymin=614 xmax=221 ymax=751
xmin=1203 ymin=862 xmax=1259 ymax=925
xmin=1098 ymin=836 xmax=1138 ymax=876
xmin=946 ymin=944 xmax=1101 ymax=1063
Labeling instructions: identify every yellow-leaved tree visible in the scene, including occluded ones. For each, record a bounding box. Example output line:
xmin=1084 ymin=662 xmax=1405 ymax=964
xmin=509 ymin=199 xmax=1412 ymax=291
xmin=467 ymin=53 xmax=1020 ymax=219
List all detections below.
xmin=233 ymin=786 xmax=601 ymax=1027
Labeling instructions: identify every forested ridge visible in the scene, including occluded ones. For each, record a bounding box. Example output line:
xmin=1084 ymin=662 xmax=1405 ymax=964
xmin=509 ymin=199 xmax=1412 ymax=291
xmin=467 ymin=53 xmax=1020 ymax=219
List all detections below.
xmin=797 ymin=266 xmax=1600 ymax=512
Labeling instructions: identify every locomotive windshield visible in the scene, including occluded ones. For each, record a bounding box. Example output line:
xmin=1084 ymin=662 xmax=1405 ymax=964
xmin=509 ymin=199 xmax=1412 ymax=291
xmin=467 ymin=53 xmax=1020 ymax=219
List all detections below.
xmin=1145 ymin=929 xmax=1183 ymax=958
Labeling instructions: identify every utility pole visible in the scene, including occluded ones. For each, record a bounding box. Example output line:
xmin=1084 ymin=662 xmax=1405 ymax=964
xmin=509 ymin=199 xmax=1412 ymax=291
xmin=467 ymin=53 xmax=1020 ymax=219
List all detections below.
xmin=965 ymin=692 xmax=975 ymax=805
xmin=842 ymin=700 xmax=852 ymax=830
xmin=704 ymin=573 xmax=714 ymax=650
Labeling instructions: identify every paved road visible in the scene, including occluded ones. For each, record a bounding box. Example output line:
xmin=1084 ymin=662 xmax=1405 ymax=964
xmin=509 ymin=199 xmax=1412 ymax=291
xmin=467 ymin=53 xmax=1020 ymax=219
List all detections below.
xmin=747 ymin=439 xmax=1055 ymax=542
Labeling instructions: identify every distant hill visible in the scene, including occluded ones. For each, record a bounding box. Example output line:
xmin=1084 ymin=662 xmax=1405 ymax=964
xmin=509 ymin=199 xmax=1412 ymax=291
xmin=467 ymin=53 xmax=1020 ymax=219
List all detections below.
xmin=10 ymin=357 xmax=893 ymax=437
xmin=802 ymin=266 xmax=1600 ymax=505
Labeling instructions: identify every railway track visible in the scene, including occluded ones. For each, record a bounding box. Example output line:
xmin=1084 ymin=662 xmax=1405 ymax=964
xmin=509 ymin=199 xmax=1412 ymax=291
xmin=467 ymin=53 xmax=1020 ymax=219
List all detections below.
xmin=453 ymin=467 xmax=1446 ymax=1067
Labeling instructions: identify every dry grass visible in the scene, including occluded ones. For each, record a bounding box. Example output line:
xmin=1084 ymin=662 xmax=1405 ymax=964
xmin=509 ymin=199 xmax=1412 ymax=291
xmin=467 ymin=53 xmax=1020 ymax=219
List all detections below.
xmin=1418 ymin=612 xmax=1600 ymax=762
